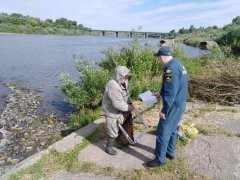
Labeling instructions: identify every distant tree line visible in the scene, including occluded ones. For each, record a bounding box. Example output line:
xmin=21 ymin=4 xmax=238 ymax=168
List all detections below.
xmin=0 ymin=12 xmax=91 ymax=35
xmin=171 ymin=16 xmax=240 ymax=56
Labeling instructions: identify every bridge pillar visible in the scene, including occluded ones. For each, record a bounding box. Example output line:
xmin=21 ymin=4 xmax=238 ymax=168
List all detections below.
xmin=101 ymin=31 xmax=105 ymax=36
xmin=144 ymin=32 xmax=148 ymax=38
xmin=128 ymin=32 xmax=133 ymax=38
xmin=115 ymin=32 xmax=119 ymax=37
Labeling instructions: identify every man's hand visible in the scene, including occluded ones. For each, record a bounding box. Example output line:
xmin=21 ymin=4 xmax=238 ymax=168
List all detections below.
xmin=159 ymin=112 xmax=166 ymax=120
xmin=117 ymin=114 xmax=124 ymax=124
xmin=152 ymin=92 xmax=161 ymax=99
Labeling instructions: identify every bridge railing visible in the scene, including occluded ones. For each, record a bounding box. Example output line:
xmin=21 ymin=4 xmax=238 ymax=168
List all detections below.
xmin=88 ymin=29 xmax=177 ymax=38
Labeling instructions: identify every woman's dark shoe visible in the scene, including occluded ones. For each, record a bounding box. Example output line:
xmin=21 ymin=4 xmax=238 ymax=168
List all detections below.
xmin=117 ymin=141 xmax=123 ymax=149
xmin=116 ymin=141 xmax=129 ymax=149
xmin=105 ymin=146 xmax=117 ymax=155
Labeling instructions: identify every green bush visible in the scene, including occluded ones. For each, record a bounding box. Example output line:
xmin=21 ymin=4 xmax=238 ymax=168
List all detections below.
xmin=99 ymin=41 xmax=161 ymax=77
xmin=183 ymin=37 xmax=204 ymax=47
xmin=0 ymin=12 xmax=90 ymax=35
xmin=173 ymin=47 xmax=208 ymax=76
xmin=68 ymin=108 xmax=101 ymax=131
xmin=99 ymin=40 xmax=163 ymax=98
xmin=60 ymin=60 xmax=110 ymax=131
xmin=60 ymin=60 xmax=110 ymax=110
xmin=217 ymin=26 xmax=240 ymax=56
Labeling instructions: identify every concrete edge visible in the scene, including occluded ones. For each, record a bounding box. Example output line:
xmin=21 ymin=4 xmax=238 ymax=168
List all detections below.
xmin=0 ymin=117 xmax=105 ymax=179
xmin=48 ymin=117 xmax=104 ymax=153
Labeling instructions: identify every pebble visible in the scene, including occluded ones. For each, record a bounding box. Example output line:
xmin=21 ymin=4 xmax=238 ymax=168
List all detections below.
xmin=0 ymin=139 xmax=7 ymax=148
xmin=26 ymin=147 xmax=33 ymax=150
xmin=10 ymin=159 xmax=20 ymax=165
xmin=40 ymin=142 xmax=45 ymax=146
xmin=23 ymin=132 xmax=30 ymax=139
xmin=0 ymin=155 xmax=7 ymax=161
xmin=0 ymin=160 xmax=5 ymax=165
xmin=37 ymin=130 xmax=45 ymax=136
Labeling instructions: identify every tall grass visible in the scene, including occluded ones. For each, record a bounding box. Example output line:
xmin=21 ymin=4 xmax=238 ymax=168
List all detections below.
xmin=99 ymin=40 xmax=163 ymax=98
xmin=217 ymin=25 xmax=240 ymax=56
xmin=173 ymin=47 xmax=208 ymax=76
xmin=68 ymin=108 xmax=102 ymax=131
xmin=61 ymin=60 xmax=111 ymax=110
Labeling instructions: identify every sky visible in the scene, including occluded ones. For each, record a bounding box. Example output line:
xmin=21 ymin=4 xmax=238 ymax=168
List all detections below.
xmin=1 ymin=0 xmax=240 ymax=32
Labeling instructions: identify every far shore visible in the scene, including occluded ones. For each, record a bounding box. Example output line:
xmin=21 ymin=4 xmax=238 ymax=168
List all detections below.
xmin=0 ymin=32 xmax=93 ymax=36
xmin=0 ymin=32 xmax=18 ymax=34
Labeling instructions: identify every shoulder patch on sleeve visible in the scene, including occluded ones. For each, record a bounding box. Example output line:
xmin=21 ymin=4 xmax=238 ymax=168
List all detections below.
xmin=164 ymin=69 xmax=172 ymax=83
xmin=166 ymin=69 xmax=171 ymax=73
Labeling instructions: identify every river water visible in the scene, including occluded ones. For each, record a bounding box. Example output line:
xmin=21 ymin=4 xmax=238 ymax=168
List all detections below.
xmin=0 ymin=34 xmax=210 ymax=117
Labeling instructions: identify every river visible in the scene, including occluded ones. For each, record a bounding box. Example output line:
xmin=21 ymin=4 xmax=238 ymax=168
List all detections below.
xmin=0 ymin=34 xmax=210 ymax=117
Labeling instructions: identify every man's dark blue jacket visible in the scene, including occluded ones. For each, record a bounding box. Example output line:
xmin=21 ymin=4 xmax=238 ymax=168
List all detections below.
xmin=160 ymin=57 xmax=189 ymax=116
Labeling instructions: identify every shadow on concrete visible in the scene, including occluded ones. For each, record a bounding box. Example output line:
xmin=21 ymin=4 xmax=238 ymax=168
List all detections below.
xmin=78 ymin=132 xmax=156 ymax=170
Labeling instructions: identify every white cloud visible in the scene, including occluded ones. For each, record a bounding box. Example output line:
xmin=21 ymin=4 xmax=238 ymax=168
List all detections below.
xmin=120 ymin=0 xmax=240 ymax=31
xmin=0 ymin=0 xmax=239 ymax=32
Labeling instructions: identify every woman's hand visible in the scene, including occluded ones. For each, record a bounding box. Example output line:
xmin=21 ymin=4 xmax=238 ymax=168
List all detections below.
xmin=117 ymin=114 xmax=125 ymax=124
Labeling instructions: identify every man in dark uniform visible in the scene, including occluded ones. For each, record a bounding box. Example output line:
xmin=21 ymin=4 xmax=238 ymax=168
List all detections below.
xmin=147 ymin=47 xmax=189 ymax=167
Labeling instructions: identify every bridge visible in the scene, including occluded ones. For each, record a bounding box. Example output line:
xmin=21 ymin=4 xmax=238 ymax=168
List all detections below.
xmin=88 ymin=29 xmax=176 ymax=39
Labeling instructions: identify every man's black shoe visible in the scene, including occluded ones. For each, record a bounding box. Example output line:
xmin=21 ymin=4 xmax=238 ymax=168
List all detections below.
xmin=166 ymin=154 xmax=174 ymax=160
xmin=146 ymin=159 xmax=165 ymax=168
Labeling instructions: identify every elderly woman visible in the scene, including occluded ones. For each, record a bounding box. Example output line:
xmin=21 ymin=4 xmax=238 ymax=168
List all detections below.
xmin=102 ymin=66 xmax=134 ymax=155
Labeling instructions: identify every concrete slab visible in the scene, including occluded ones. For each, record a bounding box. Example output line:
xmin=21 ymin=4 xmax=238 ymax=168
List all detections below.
xmin=203 ymin=111 xmax=240 ymax=134
xmin=49 ymin=118 xmax=104 ymax=153
xmin=221 ymin=119 xmax=240 ymax=134
xmin=182 ymin=135 xmax=240 ymax=180
xmin=78 ymin=132 xmax=156 ymax=170
xmin=51 ymin=171 xmax=116 ymax=180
